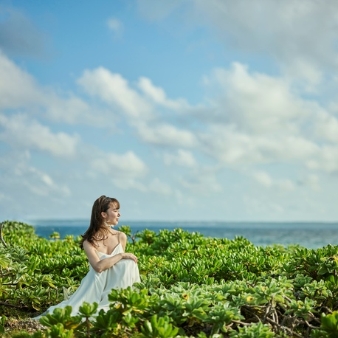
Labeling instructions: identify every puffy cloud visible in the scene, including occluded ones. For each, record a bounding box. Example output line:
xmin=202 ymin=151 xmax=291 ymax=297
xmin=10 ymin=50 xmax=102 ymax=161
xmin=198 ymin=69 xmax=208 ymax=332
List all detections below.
xmin=111 ymin=178 xmax=147 ymax=191
xmin=22 ymin=166 xmax=71 ymax=197
xmin=89 ymin=150 xmax=148 ymax=192
xmin=42 ymin=94 xmax=107 ymax=126
xmin=76 ymin=70 xmax=191 ymax=129
xmin=202 ymin=63 xmax=311 ymax=133
xmin=0 ymin=51 xmax=41 ymax=109
xmin=87 ymin=150 xmax=148 ymax=191
xmin=199 ymin=124 xmax=319 ymax=166
xmin=138 ymin=0 xmax=338 ymax=85
xmin=307 ymin=146 xmax=338 ymax=173
xmin=243 ymin=194 xmax=285 ymax=215
xmin=178 ymin=168 xmax=222 ymax=194
xmin=77 ymin=67 xmax=153 ymax=119
xmin=90 ymin=150 xmax=147 ymax=179
xmin=314 ymin=111 xmax=338 ymax=143
xmin=163 ymin=149 xmax=197 ymax=167
xmin=138 ymin=77 xmax=166 ymax=103
xmin=137 ymin=122 xmax=197 ymax=147
xmin=253 ymin=171 xmax=295 ymax=191
xmin=283 ymin=58 xmax=323 ymax=92
xmin=0 ymin=150 xmax=70 ymax=199
xmin=149 ymin=178 xmax=172 ymax=195
xmin=137 ymin=77 xmax=189 ymax=110
xmin=193 ymin=0 xmax=338 ymax=70
xmin=0 ymin=114 xmax=80 ymax=157
xmin=0 ymin=52 xmax=109 ymax=126
xmin=195 ymin=63 xmax=337 ymax=173
xmin=253 ymin=171 xmax=273 ymax=188
xmin=298 ymin=174 xmax=320 ymax=191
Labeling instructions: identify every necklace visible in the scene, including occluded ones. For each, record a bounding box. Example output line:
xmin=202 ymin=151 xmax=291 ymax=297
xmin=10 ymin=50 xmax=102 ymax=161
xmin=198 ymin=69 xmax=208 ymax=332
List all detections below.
xmin=100 ymin=229 xmax=118 ymax=247
xmin=108 ymin=229 xmax=118 ymax=236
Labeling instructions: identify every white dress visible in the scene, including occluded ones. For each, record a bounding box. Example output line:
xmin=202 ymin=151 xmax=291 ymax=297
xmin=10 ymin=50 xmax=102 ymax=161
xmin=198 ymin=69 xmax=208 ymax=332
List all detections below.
xmin=35 ymin=242 xmax=140 ymax=318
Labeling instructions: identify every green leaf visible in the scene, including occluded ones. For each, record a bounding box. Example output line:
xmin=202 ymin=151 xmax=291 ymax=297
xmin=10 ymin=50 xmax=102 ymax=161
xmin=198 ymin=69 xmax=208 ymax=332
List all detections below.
xmin=78 ymin=301 xmax=98 ymax=317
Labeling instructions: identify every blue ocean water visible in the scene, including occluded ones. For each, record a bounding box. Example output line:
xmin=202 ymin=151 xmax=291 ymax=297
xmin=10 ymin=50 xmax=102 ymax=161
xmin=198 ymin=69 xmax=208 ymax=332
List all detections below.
xmin=30 ymin=220 xmax=338 ymax=249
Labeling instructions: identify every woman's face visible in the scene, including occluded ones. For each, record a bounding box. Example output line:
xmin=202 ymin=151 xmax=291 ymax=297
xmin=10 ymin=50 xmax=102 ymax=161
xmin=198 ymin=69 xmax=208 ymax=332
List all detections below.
xmin=102 ymin=202 xmax=120 ymax=226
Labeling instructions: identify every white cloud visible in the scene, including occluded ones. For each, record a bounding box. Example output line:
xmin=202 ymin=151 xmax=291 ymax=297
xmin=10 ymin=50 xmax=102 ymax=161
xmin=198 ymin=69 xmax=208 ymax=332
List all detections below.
xmin=307 ymin=146 xmax=338 ymax=173
xmin=252 ymin=171 xmax=295 ymax=191
xmin=90 ymin=150 xmax=147 ymax=179
xmin=0 ymin=151 xmax=70 ymax=199
xmin=138 ymin=0 xmax=338 ymax=84
xmin=149 ymin=177 xmax=172 ymax=195
xmin=0 ymin=52 xmax=109 ymax=126
xmin=137 ymin=122 xmax=197 ymax=147
xmin=138 ymin=77 xmax=189 ymax=110
xmin=276 ymin=179 xmax=295 ymax=191
xmin=138 ymin=77 xmax=166 ymax=103
xmin=163 ymin=149 xmax=197 ymax=167
xmin=88 ymin=150 xmax=148 ymax=191
xmin=298 ymin=174 xmax=320 ymax=191
xmin=179 ymin=175 xmax=222 ymax=195
xmin=283 ymin=58 xmax=323 ymax=93
xmin=42 ymin=94 xmax=107 ymax=126
xmin=243 ymin=194 xmax=285 ymax=215
xmin=112 ymin=178 xmax=147 ymax=191
xmin=194 ymin=63 xmax=338 ymax=176
xmin=1 ymin=3 xmax=338 ymax=222
xmin=202 ymin=63 xmax=311 ymax=133
xmin=77 ymin=67 xmax=153 ymax=119
xmin=22 ymin=166 xmax=71 ymax=197
xmin=107 ymin=17 xmax=123 ymax=37
xmin=0 ymin=114 xmax=80 ymax=157
xmin=191 ymin=0 xmax=338 ymax=71
xmin=0 ymin=50 xmax=41 ymax=109
xmin=315 ymin=111 xmax=338 ymax=143
xmin=253 ymin=171 xmax=272 ymax=188
xmin=178 ymin=168 xmax=222 ymax=194
xmin=200 ymin=125 xmax=320 ymax=166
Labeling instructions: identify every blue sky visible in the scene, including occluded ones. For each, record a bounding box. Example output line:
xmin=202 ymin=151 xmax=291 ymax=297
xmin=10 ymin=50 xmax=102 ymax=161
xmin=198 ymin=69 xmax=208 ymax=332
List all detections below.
xmin=1 ymin=0 xmax=338 ymax=222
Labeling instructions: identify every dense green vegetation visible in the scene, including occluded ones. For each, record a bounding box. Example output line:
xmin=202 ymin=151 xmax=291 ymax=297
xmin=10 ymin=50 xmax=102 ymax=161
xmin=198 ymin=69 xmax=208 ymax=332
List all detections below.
xmin=1 ymin=220 xmax=338 ymax=337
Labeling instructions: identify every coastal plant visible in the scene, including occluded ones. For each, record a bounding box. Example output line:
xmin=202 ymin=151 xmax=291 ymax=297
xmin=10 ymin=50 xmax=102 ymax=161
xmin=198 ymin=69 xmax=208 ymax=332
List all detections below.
xmin=311 ymin=311 xmax=338 ymax=338
xmin=39 ymin=306 xmax=82 ymax=330
xmin=228 ymin=322 xmax=275 ymax=337
xmin=206 ymin=302 xmax=243 ymax=335
xmin=139 ymin=314 xmax=179 ymax=338
xmin=0 ymin=315 xmax=6 ymax=334
xmin=2 ymin=221 xmax=338 ymax=337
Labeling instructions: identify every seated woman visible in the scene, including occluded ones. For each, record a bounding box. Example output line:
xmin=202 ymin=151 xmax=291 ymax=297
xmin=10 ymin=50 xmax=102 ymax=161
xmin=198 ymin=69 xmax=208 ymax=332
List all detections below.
xmin=35 ymin=195 xmax=140 ymax=318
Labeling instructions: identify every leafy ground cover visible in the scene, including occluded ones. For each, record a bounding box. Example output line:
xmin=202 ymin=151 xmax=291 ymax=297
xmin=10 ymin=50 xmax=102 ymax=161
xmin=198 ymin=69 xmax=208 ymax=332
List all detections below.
xmin=0 ymin=220 xmax=338 ymax=337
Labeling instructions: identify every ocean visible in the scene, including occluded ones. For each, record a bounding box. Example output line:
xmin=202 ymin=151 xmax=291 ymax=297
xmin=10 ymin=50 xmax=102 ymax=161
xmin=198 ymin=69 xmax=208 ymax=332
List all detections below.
xmin=30 ymin=220 xmax=338 ymax=249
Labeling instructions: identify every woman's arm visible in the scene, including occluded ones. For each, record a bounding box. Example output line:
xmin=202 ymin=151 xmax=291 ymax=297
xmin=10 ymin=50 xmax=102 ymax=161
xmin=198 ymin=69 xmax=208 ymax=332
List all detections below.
xmin=83 ymin=239 xmax=137 ymax=273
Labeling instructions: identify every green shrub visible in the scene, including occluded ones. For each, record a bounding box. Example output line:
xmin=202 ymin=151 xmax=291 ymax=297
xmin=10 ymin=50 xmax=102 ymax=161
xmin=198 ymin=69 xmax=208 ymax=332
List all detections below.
xmin=1 ymin=221 xmax=337 ymax=337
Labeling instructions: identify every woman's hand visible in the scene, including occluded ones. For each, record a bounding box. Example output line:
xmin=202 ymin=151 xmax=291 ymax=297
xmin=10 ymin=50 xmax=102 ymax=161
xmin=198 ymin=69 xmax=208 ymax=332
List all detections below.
xmin=121 ymin=253 xmax=138 ymax=263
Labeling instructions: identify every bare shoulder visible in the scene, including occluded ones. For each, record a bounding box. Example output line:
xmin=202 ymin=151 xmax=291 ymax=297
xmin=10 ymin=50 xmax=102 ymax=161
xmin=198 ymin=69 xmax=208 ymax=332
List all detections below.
xmin=82 ymin=239 xmax=95 ymax=252
xmin=118 ymin=231 xmax=127 ymax=250
xmin=118 ymin=231 xmax=127 ymax=242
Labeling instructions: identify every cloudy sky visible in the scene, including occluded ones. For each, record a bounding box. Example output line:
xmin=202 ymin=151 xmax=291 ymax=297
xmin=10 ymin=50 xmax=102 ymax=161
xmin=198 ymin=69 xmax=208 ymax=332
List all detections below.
xmin=1 ymin=0 xmax=338 ymax=223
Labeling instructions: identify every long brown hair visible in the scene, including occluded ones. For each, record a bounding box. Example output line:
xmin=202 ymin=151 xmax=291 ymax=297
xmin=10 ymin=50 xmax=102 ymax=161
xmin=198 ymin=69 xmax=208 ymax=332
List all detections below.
xmin=80 ymin=195 xmax=120 ymax=249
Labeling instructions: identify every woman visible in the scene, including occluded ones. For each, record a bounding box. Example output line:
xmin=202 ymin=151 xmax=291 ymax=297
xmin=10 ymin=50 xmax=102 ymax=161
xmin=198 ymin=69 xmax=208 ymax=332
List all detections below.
xmin=35 ymin=195 xmax=140 ymax=318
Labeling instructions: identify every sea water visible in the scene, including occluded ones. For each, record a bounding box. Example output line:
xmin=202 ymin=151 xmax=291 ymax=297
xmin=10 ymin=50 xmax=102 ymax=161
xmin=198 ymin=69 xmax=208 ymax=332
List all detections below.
xmin=30 ymin=220 xmax=338 ymax=249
